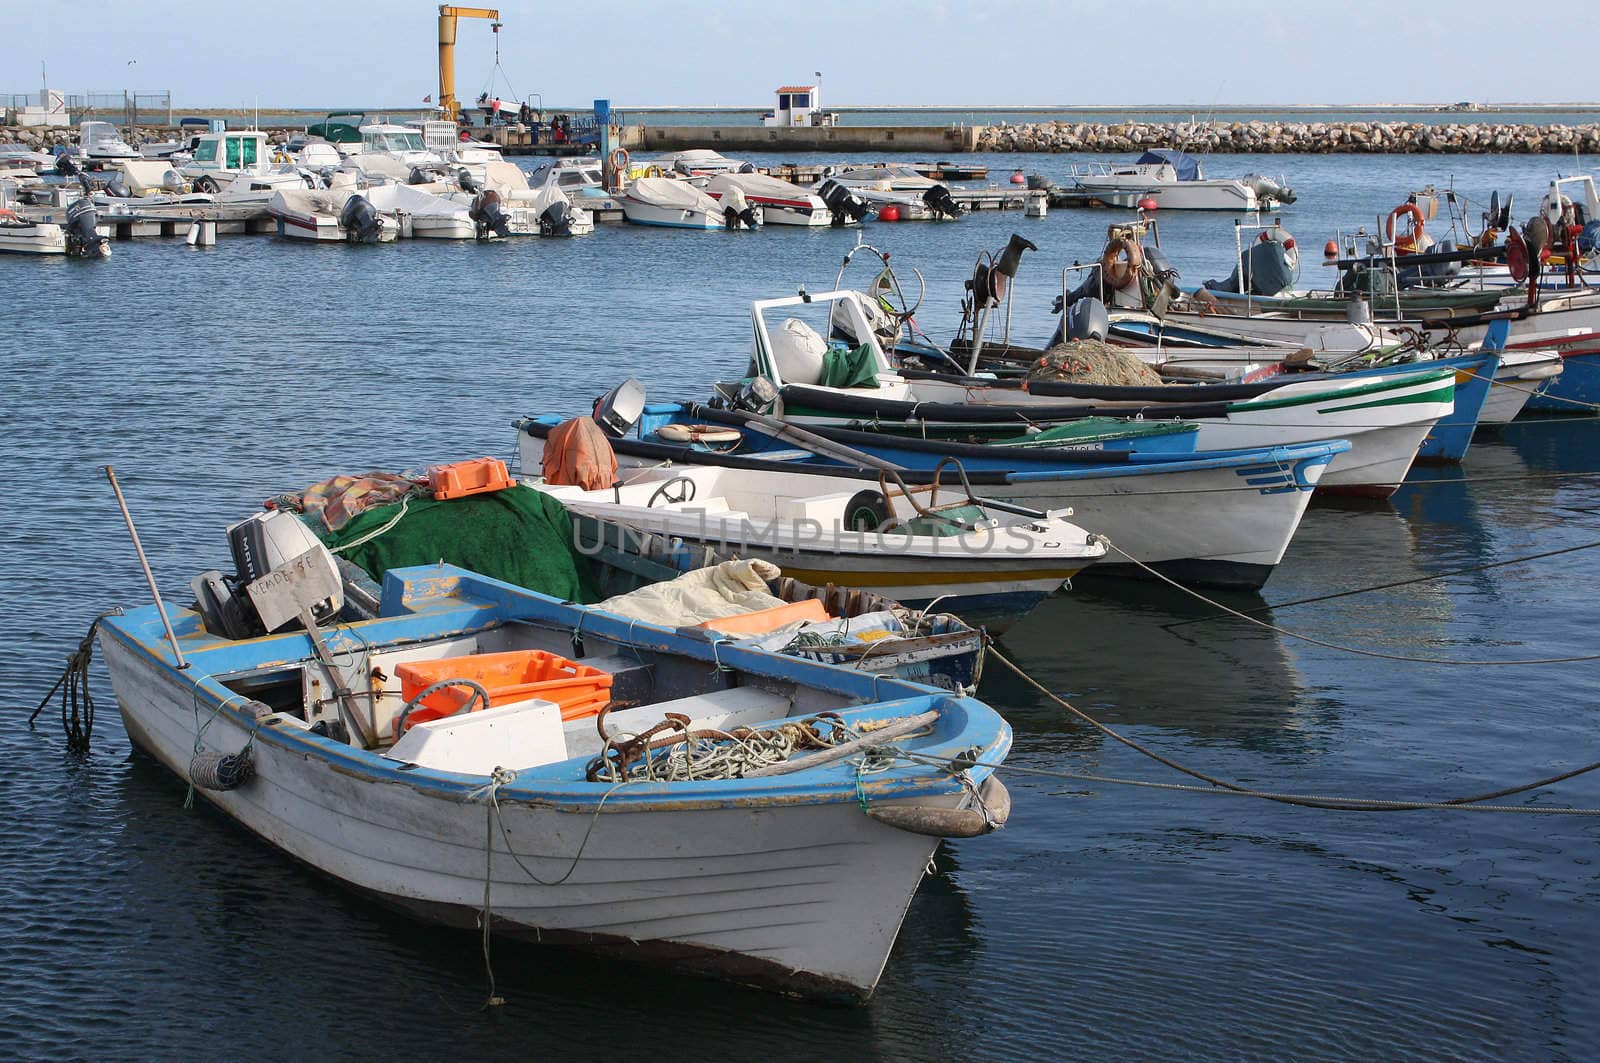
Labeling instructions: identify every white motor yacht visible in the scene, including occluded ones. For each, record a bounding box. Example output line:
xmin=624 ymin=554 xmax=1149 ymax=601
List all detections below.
xmin=77 ymin=121 xmax=139 ymax=162
xmin=1070 ymin=150 xmax=1294 ymax=211
xmin=706 ymin=173 xmax=838 ymax=227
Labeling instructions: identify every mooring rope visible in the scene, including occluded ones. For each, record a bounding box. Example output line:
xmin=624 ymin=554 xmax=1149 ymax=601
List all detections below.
xmin=1094 ymin=535 xmax=1600 ymax=665
xmin=1163 ymin=537 xmax=1600 ymax=630
xmin=1463 ymin=367 xmax=1600 ymax=412
xmin=29 ymin=613 xmax=119 ymax=754
xmin=981 ymin=647 xmax=1600 ymax=814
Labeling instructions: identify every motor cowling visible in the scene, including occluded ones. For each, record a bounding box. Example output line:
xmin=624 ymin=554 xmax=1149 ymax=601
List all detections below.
xmin=721 ymin=186 xmax=759 ymax=229
xmin=105 ymin=171 xmax=130 ymax=198
xmin=923 ymin=183 xmax=961 ymax=220
xmin=338 ymin=194 xmax=385 ymax=243
xmin=64 ymin=198 xmax=110 ymax=258
xmin=470 ymin=188 xmax=512 ymax=238
xmin=54 ymin=152 xmax=79 ymax=177
xmin=538 ymin=197 xmax=571 ymax=236
xmin=816 ymin=179 xmax=870 ymax=225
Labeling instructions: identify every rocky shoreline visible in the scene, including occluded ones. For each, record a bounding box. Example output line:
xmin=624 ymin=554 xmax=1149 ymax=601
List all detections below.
xmin=976 ymin=120 xmax=1600 ymax=154
xmin=6 ymin=125 xmax=296 ymax=153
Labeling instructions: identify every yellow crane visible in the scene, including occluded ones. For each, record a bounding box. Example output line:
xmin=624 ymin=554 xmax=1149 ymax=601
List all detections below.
xmin=437 ymin=5 xmax=501 ymax=121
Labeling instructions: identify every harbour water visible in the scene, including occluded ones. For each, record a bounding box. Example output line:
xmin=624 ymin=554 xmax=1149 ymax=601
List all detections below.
xmin=3 ymin=150 xmax=1599 ymax=1059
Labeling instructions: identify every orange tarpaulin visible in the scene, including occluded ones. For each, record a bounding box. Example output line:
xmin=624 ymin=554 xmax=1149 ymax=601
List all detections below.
xmin=543 ymin=418 xmax=617 ymax=491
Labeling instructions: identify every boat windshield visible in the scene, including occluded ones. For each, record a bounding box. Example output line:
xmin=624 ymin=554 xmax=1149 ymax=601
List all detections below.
xmin=369 ymin=131 xmax=426 ymax=152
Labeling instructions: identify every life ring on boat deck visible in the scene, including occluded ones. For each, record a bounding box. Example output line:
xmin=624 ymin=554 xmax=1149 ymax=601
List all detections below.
xmin=0 ymin=208 xmax=16 ymax=220
xmin=609 ymin=147 xmax=630 ymax=173
xmin=1099 ymin=236 xmax=1143 ymax=290
xmin=1386 ymin=203 xmax=1427 ymax=253
xmin=655 ymin=423 xmax=741 ymax=446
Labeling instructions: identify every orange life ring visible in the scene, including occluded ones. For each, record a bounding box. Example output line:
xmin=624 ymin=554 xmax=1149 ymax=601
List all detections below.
xmin=1100 ymin=236 xmax=1143 ymax=290
xmin=1386 ymin=203 xmax=1426 ymax=253
xmin=609 ymin=147 xmax=630 ymax=172
xmin=0 ymin=207 xmax=16 ymax=220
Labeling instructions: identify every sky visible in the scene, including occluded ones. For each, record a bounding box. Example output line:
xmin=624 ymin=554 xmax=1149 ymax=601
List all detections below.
xmin=12 ymin=1 xmax=1596 ymax=110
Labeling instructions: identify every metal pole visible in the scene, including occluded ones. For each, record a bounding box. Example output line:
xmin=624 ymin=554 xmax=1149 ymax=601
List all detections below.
xmin=104 ymin=465 xmax=188 ymax=670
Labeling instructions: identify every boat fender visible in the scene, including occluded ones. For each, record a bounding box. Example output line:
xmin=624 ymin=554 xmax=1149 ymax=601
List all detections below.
xmin=1100 ymin=236 xmax=1143 ymax=290
xmin=1386 ymin=202 xmax=1426 ymax=253
xmin=189 ymin=748 xmax=255 ymax=791
xmin=843 ymin=490 xmax=892 ymax=532
xmin=865 ymin=775 xmax=1011 ymax=837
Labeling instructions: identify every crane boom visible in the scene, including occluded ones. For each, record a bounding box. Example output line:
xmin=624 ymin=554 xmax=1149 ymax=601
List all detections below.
xmin=437 ymin=5 xmax=501 ymax=120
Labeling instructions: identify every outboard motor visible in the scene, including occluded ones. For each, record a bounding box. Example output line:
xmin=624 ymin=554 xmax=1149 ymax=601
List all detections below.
xmin=337 ymin=194 xmax=385 ymax=244
xmin=54 ymin=152 xmax=80 ymax=177
xmin=105 ymin=170 xmax=129 ymax=198
xmin=64 ymin=197 xmax=110 ymax=258
xmin=923 ymin=183 xmax=961 ymax=220
xmin=192 ymin=510 xmax=344 ymax=640
xmin=162 ymin=169 xmax=187 ymax=193
xmin=457 ymin=167 xmax=481 ymax=194
xmin=592 ymin=378 xmax=647 ymax=437
xmin=1244 ymin=174 xmax=1296 ymax=206
xmin=816 ymin=179 xmax=870 ymax=226
xmin=469 ymin=188 xmax=512 ymax=238
xmin=1065 ymin=297 xmax=1109 ymax=342
xmin=538 ymin=196 xmax=573 ymax=236
xmin=1419 ymin=238 xmax=1461 ymax=287
xmin=720 ymin=185 xmax=759 ymax=229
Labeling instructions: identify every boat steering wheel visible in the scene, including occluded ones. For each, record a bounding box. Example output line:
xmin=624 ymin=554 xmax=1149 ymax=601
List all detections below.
xmin=647 ymin=476 xmax=697 ymax=507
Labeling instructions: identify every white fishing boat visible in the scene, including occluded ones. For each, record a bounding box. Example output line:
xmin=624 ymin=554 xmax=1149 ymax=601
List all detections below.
xmin=95 ymin=523 xmax=1013 ymax=1001
xmin=1070 ymin=150 xmax=1294 ymax=211
xmin=523 ymin=454 xmax=1105 ymax=629
xmin=736 ymin=289 xmax=1451 ymax=496
xmin=77 ymin=120 xmax=139 ymax=161
xmin=180 ymin=130 xmax=276 ymax=191
xmin=706 ymin=173 xmax=837 ymax=227
xmin=620 ymin=176 xmax=757 ymax=229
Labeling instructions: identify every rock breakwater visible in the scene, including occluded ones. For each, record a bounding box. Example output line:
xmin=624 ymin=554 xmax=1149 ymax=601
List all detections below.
xmin=976 ymin=120 xmax=1600 ymax=154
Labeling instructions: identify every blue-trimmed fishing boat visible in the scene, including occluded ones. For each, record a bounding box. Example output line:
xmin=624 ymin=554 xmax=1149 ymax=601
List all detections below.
xmin=99 ymin=563 xmax=1012 ymax=1002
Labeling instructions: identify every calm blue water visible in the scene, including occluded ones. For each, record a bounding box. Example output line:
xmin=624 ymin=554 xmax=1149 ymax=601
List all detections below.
xmin=3 ymin=151 xmax=1600 ymax=1060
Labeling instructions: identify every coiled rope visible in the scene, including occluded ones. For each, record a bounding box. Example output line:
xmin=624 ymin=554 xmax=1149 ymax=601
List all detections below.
xmin=981 ymin=647 xmax=1600 ymax=815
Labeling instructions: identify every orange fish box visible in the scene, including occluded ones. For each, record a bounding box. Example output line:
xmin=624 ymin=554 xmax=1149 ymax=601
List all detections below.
xmin=429 ymin=457 xmax=515 ymax=501
xmin=395 ymin=649 xmax=613 ymax=731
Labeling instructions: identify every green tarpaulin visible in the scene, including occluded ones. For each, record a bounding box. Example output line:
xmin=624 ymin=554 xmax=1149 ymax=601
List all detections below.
xmin=319 ymin=485 xmax=598 ymax=604
xmin=819 ymin=343 xmax=880 ymax=389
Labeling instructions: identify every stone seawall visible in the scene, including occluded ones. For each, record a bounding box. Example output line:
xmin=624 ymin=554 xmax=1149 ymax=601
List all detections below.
xmin=977 ymin=120 xmax=1600 ymax=154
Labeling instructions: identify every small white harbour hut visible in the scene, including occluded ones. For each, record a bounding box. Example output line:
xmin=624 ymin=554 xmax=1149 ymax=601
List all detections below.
xmin=761 ymin=82 xmax=837 ymax=128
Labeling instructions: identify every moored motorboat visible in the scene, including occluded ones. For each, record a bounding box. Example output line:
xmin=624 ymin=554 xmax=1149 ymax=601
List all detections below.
xmin=706 ymin=173 xmax=838 ymax=227
xmin=620 ymin=176 xmax=758 ymax=229
xmin=1069 ymin=149 xmax=1294 ymax=211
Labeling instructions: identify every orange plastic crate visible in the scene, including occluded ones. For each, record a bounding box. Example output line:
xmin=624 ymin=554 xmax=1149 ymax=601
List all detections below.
xmin=396 ymin=649 xmax=613 ymax=729
xmin=429 ymin=457 xmax=515 ymax=501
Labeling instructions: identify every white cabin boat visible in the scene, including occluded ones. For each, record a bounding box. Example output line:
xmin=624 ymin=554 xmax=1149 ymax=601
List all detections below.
xmin=267 ymin=188 xmax=399 ymax=242
xmin=1070 ymin=150 xmax=1294 ymax=211
xmin=77 ymin=121 xmax=139 ymax=161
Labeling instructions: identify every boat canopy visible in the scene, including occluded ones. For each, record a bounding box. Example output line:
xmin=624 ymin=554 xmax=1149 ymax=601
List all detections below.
xmin=1137 ymin=149 xmax=1200 ymax=181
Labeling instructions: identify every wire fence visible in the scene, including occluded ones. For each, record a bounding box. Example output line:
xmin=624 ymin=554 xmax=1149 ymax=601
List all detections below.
xmin=2 ymin=90 xmax=172 ymax=126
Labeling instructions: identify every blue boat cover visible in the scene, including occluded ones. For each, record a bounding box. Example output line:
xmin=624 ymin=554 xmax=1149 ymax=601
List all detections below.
xmin=1137 ymin=149 xmax=1199 ymax=181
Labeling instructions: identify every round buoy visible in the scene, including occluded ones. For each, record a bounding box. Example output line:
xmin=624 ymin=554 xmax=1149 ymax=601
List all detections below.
xmin=1010 ymin=170 xmax=1025 ymax=184
xmin=879 ymin=205 xmax=901 ymax=222
xmin=1137 ymin=197 xmax=1158 ymax=212
xmin=1324 ymin=239 xmax=1339 ymax=259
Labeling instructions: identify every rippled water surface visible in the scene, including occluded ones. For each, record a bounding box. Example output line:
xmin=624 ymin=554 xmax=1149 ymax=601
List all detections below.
xmin=3 ymin=151 xmax=1599 ymax=1060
